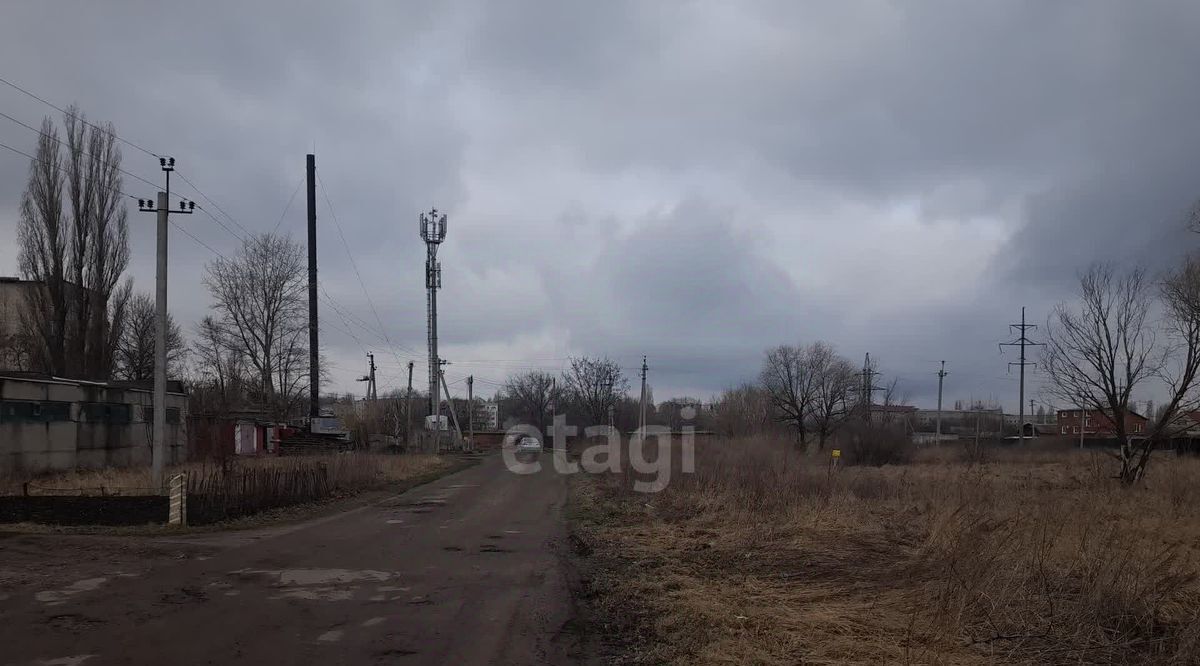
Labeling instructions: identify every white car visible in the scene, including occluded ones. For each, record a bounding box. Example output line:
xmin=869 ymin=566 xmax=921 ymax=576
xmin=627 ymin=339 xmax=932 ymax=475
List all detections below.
xmin=516 ymin=436 xmax=542 ymax=453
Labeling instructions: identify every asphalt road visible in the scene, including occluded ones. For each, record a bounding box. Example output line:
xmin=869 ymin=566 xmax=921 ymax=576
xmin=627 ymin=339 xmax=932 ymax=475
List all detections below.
xmin=0 ymin=453 xmax=583 ymax=665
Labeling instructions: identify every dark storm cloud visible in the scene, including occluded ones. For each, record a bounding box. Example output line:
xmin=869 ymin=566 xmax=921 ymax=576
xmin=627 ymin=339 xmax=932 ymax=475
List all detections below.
xmin=2 ymin=1 xmax=1199 ymax=408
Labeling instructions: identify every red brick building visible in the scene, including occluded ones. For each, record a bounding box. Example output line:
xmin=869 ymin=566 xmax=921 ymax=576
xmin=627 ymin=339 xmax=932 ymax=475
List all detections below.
xmin=1056 ymin=408 xmax=1148 ymax=439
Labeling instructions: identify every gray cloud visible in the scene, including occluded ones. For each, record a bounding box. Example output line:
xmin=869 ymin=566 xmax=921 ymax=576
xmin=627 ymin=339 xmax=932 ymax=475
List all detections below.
xmin=2 ymin=1 xmax=1199 ymax=410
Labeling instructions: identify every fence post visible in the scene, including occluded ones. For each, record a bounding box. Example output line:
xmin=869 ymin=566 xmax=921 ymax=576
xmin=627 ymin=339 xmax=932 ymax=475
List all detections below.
xmin=168 ymin=472 xmax=188 ymax=526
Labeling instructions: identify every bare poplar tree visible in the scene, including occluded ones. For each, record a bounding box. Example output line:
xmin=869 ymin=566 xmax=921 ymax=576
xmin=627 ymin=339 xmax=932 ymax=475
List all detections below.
xmin=17 ymin=106 xmax=131 ymax=379
xmin=114 ymin=291 xmax=183 ymax=381
xmin=203 ymin=233 xmax=308 ymax=419
xmin=502 ymin=370 xmax=561 ymax=433
xmin=561 ymin=356 xmax=628 ymax=426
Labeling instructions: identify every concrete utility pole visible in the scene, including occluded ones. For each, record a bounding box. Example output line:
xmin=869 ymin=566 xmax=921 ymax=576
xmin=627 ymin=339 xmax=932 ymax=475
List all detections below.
xmin=357 ymin=353 xmax=378 ymax=404
xmin=420 ymin=208 xmax=447 ymax=450
xmin=368 ymin=353 xmax=377 ymax=402
xmin=440 ymin=368 xmax=463 ymax=443
xmin=306 ymin=154 xmax=320 ymax=419
xmin=136 ymin=157 xmax=193 ymax=491
xmin=405 ymin=360 xmax=414 ymax=449
xmin=638 ymin=356 xmax=648 ymax=437
xmin=936 ymin=360 xmax=947 ymax=442
xmin=467 ymin=375 xmax=474 ymax=452
xmin=1000 ymin=306 xmax=1044 ymax=445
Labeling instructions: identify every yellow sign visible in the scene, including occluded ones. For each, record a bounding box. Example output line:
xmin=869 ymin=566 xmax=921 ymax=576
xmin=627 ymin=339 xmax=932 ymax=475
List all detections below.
xmin=831 ymin=449 xmax=841 ymax=458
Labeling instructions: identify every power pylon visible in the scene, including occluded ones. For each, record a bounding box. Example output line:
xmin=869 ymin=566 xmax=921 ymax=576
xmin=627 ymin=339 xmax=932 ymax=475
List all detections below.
xmin=1000 ymin=306 xmax=1044 ymax=445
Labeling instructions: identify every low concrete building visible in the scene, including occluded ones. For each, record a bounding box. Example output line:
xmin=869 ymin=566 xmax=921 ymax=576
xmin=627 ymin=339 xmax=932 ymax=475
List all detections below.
xmin=0 ymin=373 xmax=187 ymax=474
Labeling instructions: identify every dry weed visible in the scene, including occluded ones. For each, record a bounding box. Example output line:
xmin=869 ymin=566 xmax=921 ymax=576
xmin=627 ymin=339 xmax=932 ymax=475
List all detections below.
xmin=573 ymin=438 xmax=1200 ymax=664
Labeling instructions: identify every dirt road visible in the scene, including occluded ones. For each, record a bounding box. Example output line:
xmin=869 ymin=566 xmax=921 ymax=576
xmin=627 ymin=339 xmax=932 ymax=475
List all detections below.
xmin=0 ymin=453 xmax=584 ymax=665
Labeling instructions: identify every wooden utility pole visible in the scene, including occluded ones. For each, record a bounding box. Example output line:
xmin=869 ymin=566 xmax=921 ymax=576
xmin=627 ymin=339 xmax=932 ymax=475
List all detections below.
xmin=467 ymin=375 xmax=474 ymax=452
xmin=306 ymin=153 xmax=319 ymax=419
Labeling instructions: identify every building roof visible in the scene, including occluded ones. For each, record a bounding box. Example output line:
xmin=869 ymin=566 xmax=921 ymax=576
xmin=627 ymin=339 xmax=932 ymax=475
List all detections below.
xmin=0 ymin=373 xmax=187 ymax=395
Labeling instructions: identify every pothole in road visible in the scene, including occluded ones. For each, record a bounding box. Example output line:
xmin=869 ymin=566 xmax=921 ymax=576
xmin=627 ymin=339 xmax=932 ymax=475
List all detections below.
xmin=479 ymin=544 xmax=513 ymax=554
xmin=442 ymin=545 xmax=463 ymax=552
xmin=44 ymin=614 xmax=105 ymax=631
xmin=230 ymin=568 xmax=401 ymax=602
xmin=36 ymin=578 xmax=109 ymax=606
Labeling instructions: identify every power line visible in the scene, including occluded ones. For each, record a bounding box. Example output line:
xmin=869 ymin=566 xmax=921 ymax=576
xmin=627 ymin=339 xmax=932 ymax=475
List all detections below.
xmin=0 ymin=74 xmax=160 ymax=158
xmin=0 ymin=107 xmax=164 ymax=192
xmin=271 ymin=173 xmax=305 ymax=234
xmin=173 ymin=168 xmax=253 ymax=239
xmin=0 ymin=138 xmax=141 ymax=204
xmin=1 ymin=76 xmax=250 ymax=244
xmin=316 ymin=171 xmax=419 ymax=359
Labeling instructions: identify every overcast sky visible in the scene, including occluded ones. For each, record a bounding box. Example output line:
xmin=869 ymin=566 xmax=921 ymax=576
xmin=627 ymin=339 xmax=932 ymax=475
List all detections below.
xmin=2 ymin=1 xmax=1200 ymax=413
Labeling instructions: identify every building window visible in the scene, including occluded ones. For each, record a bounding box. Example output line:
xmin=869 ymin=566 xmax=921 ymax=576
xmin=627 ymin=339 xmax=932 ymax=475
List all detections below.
xmin=1061 ymin=426 xmax=1067 ymax=434
xmin=143 ymin=406 xmax=181 ymax=425
xmin=81 ymin=403 xmax=132 ymax=424
xmin=1074 ymin=426 xmax=1079 ymax=434
xmin=0 ymin=400 xmax=72 ymax=423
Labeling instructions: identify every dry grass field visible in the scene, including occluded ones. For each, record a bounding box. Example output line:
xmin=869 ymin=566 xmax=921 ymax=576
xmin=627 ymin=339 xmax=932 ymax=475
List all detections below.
xmin=0 ymin=453 xmax=450 ymax=496
xmin=570 ymin=437 xmax=1200 ymax=664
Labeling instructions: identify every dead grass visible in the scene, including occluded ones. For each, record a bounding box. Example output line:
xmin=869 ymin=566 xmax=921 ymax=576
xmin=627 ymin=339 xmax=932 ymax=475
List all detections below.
xmin=0 ymin=453 xmax=449 ymax=496
xmin=571 ymin=437 xmax=1200 ymax=664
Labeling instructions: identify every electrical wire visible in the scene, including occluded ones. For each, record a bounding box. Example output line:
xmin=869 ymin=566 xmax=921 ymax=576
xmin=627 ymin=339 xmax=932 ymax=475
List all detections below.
xmin=271 ymin=174 xmax=305 ymax=234
xmin=316 ymin=171 xmax=421 ymax=359
xmin=0 ymin=74 xmax=160 ymax=158
xmin=0 ymin=107 xmax=164 ymax=192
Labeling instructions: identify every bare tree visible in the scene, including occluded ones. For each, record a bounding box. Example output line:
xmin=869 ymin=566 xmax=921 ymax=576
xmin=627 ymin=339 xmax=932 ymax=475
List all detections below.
xmin=502 ymin=370 xmax=561 ymax=433
xmin=114 ymin=291 xmax=184 ymax=381
xmin=203 ymin=233 xmax=308 ymax=419
xmin=187 ymin=315 xmax=248 ymax=416
xmin=809 ymin=343 xmax=856 ymax=449
xmin=1043 ymin=262 xmax=1200 ymax=483
xmin=712 ymin=382 xmax=773 ymax=436
xmin=761 ymin=344 xmax=819 ymax=447
xmin=561 ymin=356 xmax=628 ymax=427
xmin=17 ymin=107 xmax=131 ymax=379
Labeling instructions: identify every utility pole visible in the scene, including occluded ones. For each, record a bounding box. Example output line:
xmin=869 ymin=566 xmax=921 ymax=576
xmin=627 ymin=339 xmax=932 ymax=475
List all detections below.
xmin=357 ymin=353 xmax=378 ymax=405
xmin=860 ymin=353 xmax=883 ymax=423
xmin=1000 ymin=306 xmax=1044 ymax=445
xmin=405 ymin=361 xmax=414 ymax=450
xmin=936 ymin=360 xmax=947 ymax=442
xmin=306 ymin=154 xmax=320 ymax=420
xmin=369 ymin=353 xmax=377 ymax=402
xmin=440 ymin=368 xmax=463 ymax=443
xmin=1030 ymin=399 xmax=1036 ymax=425
xmin=638 ymin=356 xmax=648 ymax=437
xmin=467 ymin=375 xmax=474 ymax=452
xmin=136 ymin=157 xmax=193 ymax=490
xmin=420 ymin=208 xmax=447 ymax=449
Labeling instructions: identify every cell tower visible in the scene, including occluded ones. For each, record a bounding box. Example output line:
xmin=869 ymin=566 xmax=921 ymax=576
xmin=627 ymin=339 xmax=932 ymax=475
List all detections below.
xmin=420 ymin=208 xmax=447 ymax=423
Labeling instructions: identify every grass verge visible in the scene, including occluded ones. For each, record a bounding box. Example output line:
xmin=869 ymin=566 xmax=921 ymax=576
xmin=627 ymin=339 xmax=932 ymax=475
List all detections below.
xmin=568 ymin=437 xmax=1200 ymax=664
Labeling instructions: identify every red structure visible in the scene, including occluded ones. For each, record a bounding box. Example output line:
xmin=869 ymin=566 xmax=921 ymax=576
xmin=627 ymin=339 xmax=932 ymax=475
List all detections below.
xmin=1056 ymin=408 xmax=1148 ymax=438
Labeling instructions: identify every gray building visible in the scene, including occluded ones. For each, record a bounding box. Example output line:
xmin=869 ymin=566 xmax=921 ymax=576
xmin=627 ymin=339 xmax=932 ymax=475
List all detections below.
xmin=0 ymin=373 xmax=188 ymax=474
